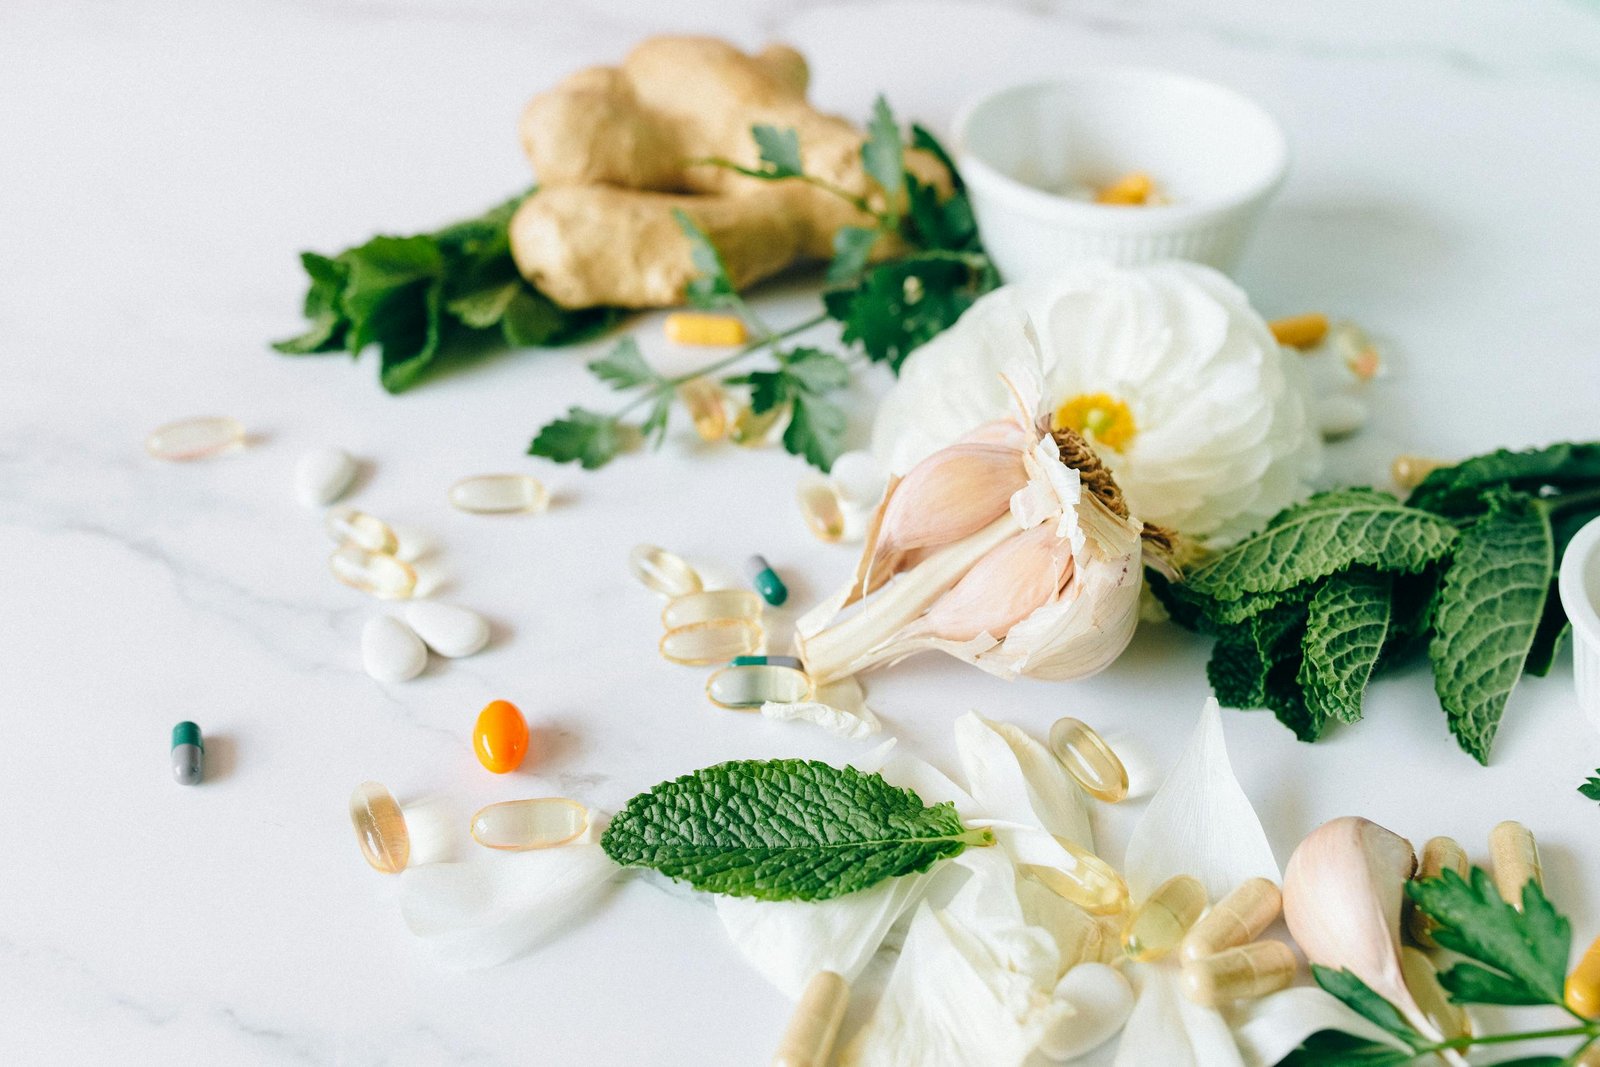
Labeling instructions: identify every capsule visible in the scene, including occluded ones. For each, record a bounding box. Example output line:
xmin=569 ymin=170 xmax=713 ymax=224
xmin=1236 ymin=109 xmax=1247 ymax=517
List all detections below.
xmin=1392 ymin=454 xmax=1446 ymax=491
xmin=473 ymin=700 xmax=530 ymax=774
xmin=470 ymin=798 xmax=588 ymax=851
xmin=731 ymin=404 xmax=783 ymax=447
xmin=660 ymin=619 xmax=764 ymax=665
xmin=746 ymin=555 xmax=789 ymax=607
xmin=448 ymin=474 xmax=549 ymax=515
xmin=350 ymin=781 xmax=409 ymax=874
xmin=1095 ymin=171 xmax=1155 ymax=206
xmin=707 ymin=664 xmax=814 ymax=710
xmin=829 ymin=451 xmax=886 ymax=512
xmin=1568 ymin=935 xmax=1600 ymax=1018
xmin=1268 ymin=313 xmax=1329 ymax=350
xmin=772 ymin=971 xmax=849 ymax=1067
xmin=1408 ymin=836 xmax=1469 ymax=946
xmin=1181 ymin=878 xmax=1282 ymax=962
xmin=797 ymin=479 xmax=846 ymax=543
xmin=1180 ymin=941 xmax=1296 ymax=1007
xmin=1048 ymin=717 xmax=1129 ymax=803
xmin=1489 ymin=820 xmax=1542 ymax=908
xmin=1123 ymin=875 xmax=1207 ymax=962
xmin=678 ymin=378 xmax=729 ymax=441
xmin=325 ymin=506 xmax=399 ymax=555
xmin=1330 ymin=320 xmax=1382 ymax=381
xmin=329 ymin=544 xmax=416 ymax=599
xmin=629 ymin=544 xmax=702 ymax=599
xmin=145 ymin=415 xmax=245 ymax=461
xmin=733 ymin=655 xmax=803 ymax=669
xmin=1025 ymin=836 xmax=1129 ymax=916
xmin=171 ymin=721 xmax=204 ymax=786
xmin=665 ymin=311 xmax=749 ymax=347
xmin=1400 ymin=946 xmax=1471 ymax=1041
xmin=662 ymin=588 xmax=762 ymax=629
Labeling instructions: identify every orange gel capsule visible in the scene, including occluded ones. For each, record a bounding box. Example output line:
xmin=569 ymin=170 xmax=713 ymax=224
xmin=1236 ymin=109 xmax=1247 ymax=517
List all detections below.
xmin=1567 ymin=934 xmax=1600 ymax=1017
xmin=473 ymin=700 xmax=530 ymax=774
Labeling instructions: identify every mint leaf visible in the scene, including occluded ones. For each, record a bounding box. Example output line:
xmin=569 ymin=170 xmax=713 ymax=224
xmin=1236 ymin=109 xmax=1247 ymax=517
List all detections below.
xmin=1580 ymin=771 xmax=1600 ymax=802
xmin=752 ymin=125 xmax=805 ymax=178
xmin=673 ymin=209 xmax=739 ymax=311
xmin=1312 ymin=966 xmax=1426 ymax=1050
xmin=861 ymin=96 xmax=905 ymax=206
xmin=1299 ymin=568 xmax=1393 ymax=726
xmin=273 ymin=252 xmax=350 ymax=354
xmin=528 ymin=407 xmax=622 ymax=470
xmin=587 ymin=337 xmax=659 ymax=391
xmin=1186 ymin=490 xmax=1458 ymax=601
xmin=825 ymin=251 xmax=997 ymax=371
xmin=1429 ymin=491 xmax=1553 ymax=762
xmin=447 ymin=280 xmax=521 ymax=329
xmin=827 ymin=225 xmax=880 ymax=285
xmin=1409 ymin=443 xmax=1600 ymax=518
xmin=1277 ymin=1031 xmax=1416 ymax=1067
xmin=1407 ymin=867 xmax=1570 ymax=1006
xmin=601 ymin=759 xmax=990 ymax=901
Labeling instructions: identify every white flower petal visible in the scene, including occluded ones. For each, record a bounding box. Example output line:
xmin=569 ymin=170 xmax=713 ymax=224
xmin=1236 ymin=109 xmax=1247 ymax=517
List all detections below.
xmin=955 ymin=712 xmax=1093 ymax=850
xmin=761 ymin=676 xmax=882 ymax=740
xmin=1112 ymin=964 xmax=1245 ymax=1067
xmin=1227 ymin=986 xmax=1411 ymax=1067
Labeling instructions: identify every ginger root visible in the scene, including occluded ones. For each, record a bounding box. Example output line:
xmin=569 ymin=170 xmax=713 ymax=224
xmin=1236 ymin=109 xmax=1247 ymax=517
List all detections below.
xmin=510 ymin=36 xmax=953 ymax=310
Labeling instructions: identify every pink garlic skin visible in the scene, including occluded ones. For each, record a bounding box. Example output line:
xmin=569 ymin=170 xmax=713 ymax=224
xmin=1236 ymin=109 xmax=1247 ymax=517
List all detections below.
xmin=871 ymin=442 xmax=1029 ymax=569
xmin=911 ymin=522 xmax=1075 ymax=642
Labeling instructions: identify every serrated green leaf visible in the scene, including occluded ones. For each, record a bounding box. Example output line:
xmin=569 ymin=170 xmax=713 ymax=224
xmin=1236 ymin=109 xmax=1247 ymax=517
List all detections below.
xmin=587 ymin=337 xmax=658 ymax=391
xmin=527 ymin=406 xmax=622 ymax=470
xmin=827 ymin=225 xmax=880 ymax=285
xmin=1429 ymin=491 xmax=1553 ymax=763
xmin=1186 ymin=490 xmax=1458 ymax=601
xmin=374 ymin=279 xmax=444 ymax=394
xmin=673 ymin=209 xmax=738 ymax=311
xmin=1481 ymin=1057 xmax=1565 ymax=1067
xmin=910 ymin=123 xmax=964 ymax=193
xmin=1299 ymin=568 xmax=1393 ymax=726
xmin=1312 ymin=966 xmax=1426 ymax=1050
xmin=1406 ymin=867 xmax=1569 ymax=1006
xmin=639 ymin=394 xmax=671 ymax=448
xmin=751 ymin=125 xmax=805 ymax=178
xmin=1276 ymin=1031 xmax=1417 ymax=1067
xmin=825 ymin=251 xmax=997 ymax=371
xmin=781 ymin=347 xmax=850 ymax=393
xmin=785 ymin=392 xmax=848 ymax=472
xmin=272 ymin=252 xmax=350 ymax=354
xmin=1580 ymin=771 xmax=1600 ymax=802
xmin=600 ymin=759 xmax=989 ymax=901
xmin=498 ymin=287 xmax=563 ymax=347
xmin=905 ymin=173 xmax=978 ymax=253
xmin=446 ymin=280 xmax=521 ymax=329
xmin=1408 ymin=443 xmax=1600 ymax=517
xmin=861 ymin=95 xmax=905 ymax=206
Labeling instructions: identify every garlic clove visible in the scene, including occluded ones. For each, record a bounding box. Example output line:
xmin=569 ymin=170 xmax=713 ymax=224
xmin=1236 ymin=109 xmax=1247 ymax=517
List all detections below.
xmin=908 ymin=523 xmax=1074 ymax=643
xmin=868 ymin=442 xmax=1029 ymax=579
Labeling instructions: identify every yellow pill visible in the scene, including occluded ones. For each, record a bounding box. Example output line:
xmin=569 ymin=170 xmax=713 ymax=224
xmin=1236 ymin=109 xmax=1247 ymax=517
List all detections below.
xmin=1569 ymin=934 xmax=1600 ymax=1018
xmin=629 ymin=544 xmax=702 ymax=599
xmin=325 ymin=506 xmax=399 ymax=555
xmin=329 ymin=544 xmax=416 ymax=599
xmin=1047 ymin=717 xmax=1129 ymax=803
xmin=1180 ymin=941 xmax=1296 ymax=1007
xmin=731 ymin=404 xmax=783 ymax=447
xmin=470 ymin=798 xmax=588 ymax=851
xmin=1123 ymin=875 xmax=1207 ymax=962
xmin=665 ymin=312 xmax=750 ymax=347
xmin=145 ymin=415 xmax=245 ymax=461
xmin=659 ymin=618 xmax=763 ymax=666
xmin=1400 ymin=946 xmax=1471 ymax=1041
xmin=1408 ymin=836 xmax=1469 ymax=947
xmin=349 ymin=781 xmax=409 ymax=874
xmin=1392 ymin=454 xmax=1446 ymax=491
xmin=1268 ymin=313 xmax=1330 ymax=350
xmin=772 ymin=971 xmax=849 ymax=1067
xmin=661 ymin=589 xmax=763 ymax=630
xmin=1489 ymin=820 xmax=1542 ymax=908
xmin=678 ymin=378 xmax=729 ymax=441
xmin=1095 ymin=171 xmax=1156 ymax=206
xmin=1181 ymin=878 xmax=1282 ymax=962
xmin=1025 ymin=836 xmax=1129 ymax=916
xmin=798 ymin=480 xmax=846 ymax=543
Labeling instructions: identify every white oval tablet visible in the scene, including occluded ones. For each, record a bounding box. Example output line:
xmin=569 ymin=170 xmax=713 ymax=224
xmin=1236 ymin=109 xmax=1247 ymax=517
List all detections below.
xmin=403 ymin=602 xmax=489 ymax=659
xmin=296 ymin=446 xmax=357 ymax=507
xmin=1039 ymin=963 xmax=1135 ymax=1061
xmin=362 ymin=615 xmax=427 ymax=682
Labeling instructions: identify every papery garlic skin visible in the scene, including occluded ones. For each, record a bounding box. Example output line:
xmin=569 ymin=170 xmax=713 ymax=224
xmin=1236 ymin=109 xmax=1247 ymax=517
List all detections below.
xmin=871 ymin=443 xmax=1029 ymax=573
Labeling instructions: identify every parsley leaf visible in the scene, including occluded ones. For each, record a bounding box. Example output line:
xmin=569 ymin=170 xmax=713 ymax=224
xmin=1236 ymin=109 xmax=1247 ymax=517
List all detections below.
xmin=1276 ymin=1031 xmax=1416 ymax=1067
xmin=527 ymin=407 xmax=623 ymax=470
xmin=751 ymin=125 xmax=805 ymax=178
xmin=586 ymin=337 xmax=660 ymax=391
xmin=1312 ymin=966 xmax=1426 ymax=1049
xmin=861 ymin=95 xmax=905 ymax=208
xmin=1580 ymin=771 xmax=1600 ymax=802
xmin=825 ymin=251 xmax=997 ymax=371
xmin=1407 ymin=867 xmax=1570 ymax=1006
xmin=730 ymin=347 xmax=851 ymax=470
xmin=673 ymin=209 xmax=740 ymax=311
xmin=827 ymin=225 xmax=880 ymax=285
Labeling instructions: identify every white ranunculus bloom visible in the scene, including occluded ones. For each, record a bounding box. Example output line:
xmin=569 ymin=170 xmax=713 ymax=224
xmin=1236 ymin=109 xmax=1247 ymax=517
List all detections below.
xmin=871 ymin=261 xmax=1323 ymax=543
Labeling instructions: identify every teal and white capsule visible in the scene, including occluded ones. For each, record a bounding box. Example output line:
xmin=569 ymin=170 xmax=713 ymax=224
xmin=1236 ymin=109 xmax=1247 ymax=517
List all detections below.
xmin=746 ymin=555 xmax=788 ymax=607
xmin=732 ymin=654 xmax=802 ymax=669
xmin=171 ymin=721 xmax=204 ymax=786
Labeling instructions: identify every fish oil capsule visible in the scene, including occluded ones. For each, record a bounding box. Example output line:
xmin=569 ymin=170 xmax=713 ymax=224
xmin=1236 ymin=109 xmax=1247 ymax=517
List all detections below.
xmin=145 ymin=415 xmax=245 ymax=461
xmin=772 ymin=971 xmax=849 ymax=1067
xmin=665 ymin=311 xmax=749 ymax=347
xmin=329 ymin=544 xmax=416 ymax=599
xmin=350 ymin=781 xmax=409 ymax=874
xmin=1330 ymin=320 xmax=1382 ymax=380
xmin=470 ymin=798 xmax=588 ymax=851
xmin=1025 ymin=836 xmax=1129 ymax=916
xmin=733 ymin=654 xmax=803 ymax=669
xmin=706 ymin=663 xmax=814 ymax=709
xmin=171 ymin=721 xmax=204 ymax=786
xmin=629 ymin=544 xmax=702 ymax=599
xmin=1181 ymin=878 xmax=1282 ymax=962
xmin=1392 ymin=454 xmax=1446 ymax=491
xmin=731 ymin=404 xmax=783 ymax=447
xmin=1408 ymin=836 xmax=1469 ymax=946
xmin=1123 ymin=875 xmax=1208 ymax=962
xmin=1180 ymin=941 xmax=1296 ymax=1007
xmin=661 ymin=589 xmax=763 ymax=629
xmin=1096 ymin=171 xmax=1156 ymax=206
xmin=473 ymin=700 xmax=530 ymax=774
xmin=678 ymin=378 xmax=729 ymax=441
xmin=1048 ymin=717 xmax=1129 ymax=803
xmin=325 ymin=506 xmax=400 ymax=555
xmin=1400 ymin=946 xmax=1471 ymax=1041
xmin=746 ymin=555 xmax=789 ymax=607
xmin=797 ymin=479 xmax=846 ymax=543
xmin=660 ymin=619 xmax=764 ymax=666
xmin=448 ymin=474 xmax=549 ymax=515
xmin=1489 ymin=820 xmax=1543 ymax=908
xmin=1269 ymin=313 xmax=1330 ymax=350
xmin=1567 ymin=934 xmax=1600 ymax=1017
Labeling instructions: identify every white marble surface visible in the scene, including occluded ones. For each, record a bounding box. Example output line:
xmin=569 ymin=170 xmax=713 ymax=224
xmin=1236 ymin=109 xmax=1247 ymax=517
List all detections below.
xmin=5 ymin=0 xmax=1600 ymax=1063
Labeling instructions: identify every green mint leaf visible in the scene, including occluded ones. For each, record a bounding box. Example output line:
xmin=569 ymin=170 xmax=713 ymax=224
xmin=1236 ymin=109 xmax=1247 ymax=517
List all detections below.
xmin=1408 ymin=443 xmax=1600 ymax=518
xmin=1276 ymin=1031 xmax=1416 ymax=1067
xmin=1312 ymin=966 xmax=1426 ymax=1050
xmin=446 ymin=280 xmax=522 ymax=329
xmin=825 ymin=251 xmax=998 ymax=371
xmin=827 ymin=225 xmax=880 ymax=286
xmin=673 ymin=209 xmax=739 ymax=311
xmin=528 ymin=406 xmax=622 ymax=470
xmin=373 ymin=279 xmax=444 ymax=394
xmin=1580 ymin=771 xmax=1600 ymax=802
xmin=1185 ymin=490 xmax=1458 ymax=601
xmin=340 ymin=234 xmax=443 ymax=353
xmin=861 ymin=95 xmax=905 ymax=206
xmin=751 ymin=125 xmax=805 ymax=178
xmin=1429 ymin=491 xmax=1553 ymax=763
xmin=784 ymin=392 xmax=847 ymax=472
xmin=601 ymin=759 xmax=989 ymax=901
xmin=1480 ymin=1058 xmax=1565 ymax=1067
xmin=1406 ymin=867 xmax=1569 ymax=1006
xmin=587 ymin=337 xmax=659 ymax=391
xmin=1299 ymin=568 xmax=1393 ymax=726
xmin=499 ymin=287 xmax=563 ymax=347
xmin=272 ymin=252 xmax=351 ymax=354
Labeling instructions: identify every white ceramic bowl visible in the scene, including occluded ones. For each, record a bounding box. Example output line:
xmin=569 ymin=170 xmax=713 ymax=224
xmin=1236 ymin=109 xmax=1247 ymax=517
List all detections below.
xmin=953 ymin=71 xmax=1289 ymax=280
xmin=1559 ymin=516 xmax=1600 ymax=730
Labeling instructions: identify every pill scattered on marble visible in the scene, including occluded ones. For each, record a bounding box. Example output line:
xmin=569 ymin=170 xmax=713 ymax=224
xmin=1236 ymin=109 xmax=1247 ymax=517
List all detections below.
xmin=473 ymin=699 xmax=530 ymax=774
xmin=828 ymin=451 xmax=886 ymax=512
xmin=295 ymin=446 xmax=358 ymax=508
xmin=448 ymin=474 xmax=549 ymax=515
xmin=629 ymin=544 xmax=703 ymax=599
xmin=1317 ymin=394 xmax=1368 ymax=439
xmin=362 ymin=615 xmax=428 ymax=682
xmin=145 ymin=416 xmax=245 ymax=461
xmin=171 ymin=721 xmax=204 ymax=786
xmin=403 ymin=602 xmax=489 ymax=658
xmin=746 ymin=554 xmax=788 ymax=606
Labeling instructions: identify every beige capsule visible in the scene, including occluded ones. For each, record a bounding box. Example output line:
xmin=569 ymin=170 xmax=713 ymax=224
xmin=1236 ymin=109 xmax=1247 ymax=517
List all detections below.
xmin=329 ymin=544 xmax=416 ymax=599
xmin=772 ymin=971 xmax=849 ymax=1067
xmin=662 ymin=589 xmax=762 ymax=630
xmin=659 ymin=618 xmax=763 ymax=666
xmin=1180 ymin=941 xmax=1297 ymax=1007
xmin=325 ymin=506 xmax=399 ymax=555
xmin=706 ymin=664 xmax=813 ymax=710
xmin=678 ymin=378 xmax=729 ymax=442
xmin=629 ymin=544 xmax=703 ymax=599
xmin=1408 ymin=836 xmax=1469 ymax=946
xmin=1391 ymin=454 xmax=1445 ymax=491
xmin=1399 ymin=946 xmax=1471 ymax=1041
xmin=797 ymin=478 xmax=846 ymax=544
xmin=1181 ymin=877 xmax=1282 ymax=962
xmin=1048 ymin=717 xmax=1129 ymax=803
xmin=731 ymin=404 xmax=783 ymax=447
xmin=1025 ymin=836 xmax=1129 ymax=916
xmin=350 ymin=781 xmax=409 ymax=874
xmin=1489 ymin=820 xmax=1543 ymax=908
xmin=448 ymin=474 xmax=549 ymax=515
xmin=1123 ymin=875 xmax=1207 ymax=962
xmin=469 ymin=798 xmax=588 ymax=851
xmin=145 ymin=415 xmax=245 ymax=461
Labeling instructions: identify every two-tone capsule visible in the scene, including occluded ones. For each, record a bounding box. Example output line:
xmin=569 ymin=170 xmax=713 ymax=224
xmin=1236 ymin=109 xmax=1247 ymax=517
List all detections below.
xmin=1408 ymin=836 xmax=1469 ymax=946
xmin=772 ymin=971 xmax=849 ymax=1067
xmin=706 ymin=662 xmax=813 ymax=710
xmin=746 ymin=555 xmax=789 ymax=606
xmin=1123 ymin=875 xmax=1207 ymax=962
xmin=171 ymin=721 xmax=204 ymax=785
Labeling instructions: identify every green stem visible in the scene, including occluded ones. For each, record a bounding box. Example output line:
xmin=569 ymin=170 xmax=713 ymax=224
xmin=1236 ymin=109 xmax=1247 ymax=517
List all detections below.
xmin=613 ymin=312 xmax=828 ymax=420
xmin=1552 ymin=485 xmax=1600 ymax=518
xmin=1424 ymin=1021 xmax=1598 ymax=1053
xmin=695 ymin=158 xmax=896 ymax=231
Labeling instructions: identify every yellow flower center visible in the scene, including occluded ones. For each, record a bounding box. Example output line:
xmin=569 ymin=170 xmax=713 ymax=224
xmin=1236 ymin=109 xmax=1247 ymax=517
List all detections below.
xmin=1053 ymin=392 xmax=1138 ymax=452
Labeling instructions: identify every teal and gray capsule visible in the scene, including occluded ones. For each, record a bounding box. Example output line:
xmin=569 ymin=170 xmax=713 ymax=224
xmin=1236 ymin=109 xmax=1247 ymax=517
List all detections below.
xmin=171 ymin=721 xmax=204 ymax=786
xmin=745 ymin=555 xmax=788 ymax=607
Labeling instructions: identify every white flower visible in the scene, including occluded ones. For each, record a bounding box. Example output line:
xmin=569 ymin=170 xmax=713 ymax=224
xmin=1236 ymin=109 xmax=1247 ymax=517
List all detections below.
xmin=871 ymin=261 xmax=1323 ymax=542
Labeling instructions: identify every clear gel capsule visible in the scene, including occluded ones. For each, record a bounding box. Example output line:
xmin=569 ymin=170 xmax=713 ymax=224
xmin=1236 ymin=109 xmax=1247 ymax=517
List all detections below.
xmin=329 ymin=544 xmax=416 ymax=599
xmin=325 ymin=506 xmax=399 ymax=555
xmin=1180 ymin=941 xmax=1296 ymax=1007
xmin=798 ymin=479 xmax=846 ymax=543
xmin=1025 ymin=836 xmax=1129 ymax=916
xmin=660 ymin=618 xmax=763 ymax=665
xmin=171 ymin=721 xmax=204 ymax=786
xmin=662 ymin=588 xmax=762 ymax=629
xmin=1123 ymin=875 xmax=1208 ymax=962
xmin=1489 ymin=820 xmax=1542 ymax=908
xmin=772 ymin=970 xmax=850 ymax=1067
xmin=145 ymin=415 xmax=245 ymax=461
xmin=448 ymin=474 xmax=549 ymax=514
xmin=678 ymin=378 xmax=729 ymax=442
xmin=1567 ymin=934 xmax=1600 ymax=1017
xmin=706 ymin=663 xmax=813 ymax=709
xmin=1330 ymin=320 xmax=1382 ymax=380
xmin=746 ymin=555 xmax=789 ymax=607
xmin=1400 ymin=946 xmax=1471 ymax=1041
xmin=1048 ymin=717 xmax=1129 ymax=803
xmin=1392 ymin=454 xmax=1445 ymax=491
xmin=1181 ymin=877 xmax=1282 ymax=962
xmin=731 ymin=404 xmax=783 ymax=447
xmin=629 ymin=544 xmax=702 ymax=599
xmin=1408 ymin=836 xmax=1469 ymax=946
xmin=350 ymin=781 xmax=409 ymax=874
xmin=470 ymin=798 xmax=588 ymax=851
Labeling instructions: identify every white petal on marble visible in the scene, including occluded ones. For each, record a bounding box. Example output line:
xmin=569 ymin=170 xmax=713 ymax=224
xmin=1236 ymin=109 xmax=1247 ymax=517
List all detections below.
xmin=293 ymin=446 xmax=356 ymax=508
xmin=361 ymin=614 xmax=427 ymax=682
xmin=1112 ymin=964 xmax=1245 ymax=1067
xmin=954 ymin=712 xmax=1093 ymax=850
xmin=1228 ymin=986 xmax=1411 ymax=1067
xmin=403 ymin=601 xmax=490 ymax=658
xmin=761 ymin=676 xmax=881 ymax=739
xmin=1040 ymin=963 xmax=1134 ymax=1062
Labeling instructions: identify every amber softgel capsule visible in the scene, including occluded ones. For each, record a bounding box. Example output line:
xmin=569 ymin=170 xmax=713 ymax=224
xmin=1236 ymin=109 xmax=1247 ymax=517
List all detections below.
xmin=470 ymin=798 xmax=587 ymax=851
xmin=1027 ymin=837 xmax=1129 ymax=916
xmin=145 ymin=416 xmax=245 ymax=461
xmin=1123 ymin=875 xmax=1207 ymax=962
xmin=448 ymin=474 xmax=549 ymax=515
xmin=661 ymin=589 xmax=762 ymax=629
xmin=660 ymin=618 xmax=763 ymax=665
xmin=629 ymin=544 xmax=702 ymax=599
xmin=1048 ymin=717 xmax=1129 ymax=803
xmin=350 ymin=781 xmax=409 ymax=874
